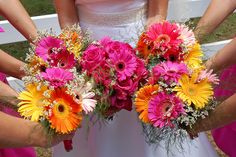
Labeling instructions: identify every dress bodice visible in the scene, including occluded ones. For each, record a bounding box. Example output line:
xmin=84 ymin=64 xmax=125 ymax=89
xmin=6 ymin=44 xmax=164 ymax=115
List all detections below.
xmin=75 ymin=0 xmax=146 ymax=13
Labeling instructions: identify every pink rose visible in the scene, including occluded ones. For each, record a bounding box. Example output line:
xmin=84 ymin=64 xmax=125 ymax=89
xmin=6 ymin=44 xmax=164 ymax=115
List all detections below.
xmin=104 ymin=40 xmax=134 ymax=56
xmin=81 ymin=45 xmax=106 ymax=73
xmin=114 ymin=79 xmax=137 ymax=94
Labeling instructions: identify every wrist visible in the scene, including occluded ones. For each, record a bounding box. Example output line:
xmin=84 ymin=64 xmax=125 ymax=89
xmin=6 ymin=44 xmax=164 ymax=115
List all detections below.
xmin=27 ymin=122 xmax=48 ymax=147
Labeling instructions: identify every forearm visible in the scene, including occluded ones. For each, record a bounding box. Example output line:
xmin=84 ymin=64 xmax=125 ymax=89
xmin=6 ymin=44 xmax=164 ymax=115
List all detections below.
xmin=193 ymin=93 xmax=236 ymax=133
xmin=54 ymin=0 xmax=79 ymax=29
xmin=0 ymin=49 xmax=25 ymax=79
xmin=0 ymin=0 xmax=37 ymax=43
xmin=0 ymin=111 xmax=47 ymax=148
xmin=0 ymin=81 xmax=19 ymax=110
xmin=194 ymin=0 xmax=236 ymax=41
xmin=148 ymin=0 xmax=168 ymax=20
xmin=0 ymin=81 xmax=18 ymax=97
xmin=147 ymin=0 xmax=168 ymax=26
xmin=205 ymin=38 xmax=236 ymax=72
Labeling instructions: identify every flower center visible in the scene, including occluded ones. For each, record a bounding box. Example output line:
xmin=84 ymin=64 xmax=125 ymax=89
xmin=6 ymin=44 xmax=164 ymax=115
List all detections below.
xmin=40 ymin=65 xmax=46 ymax=72
xmin=156 ymin=34 xmax=171 ymax=43
xmin=168 ymin=69 xmax=176 ymax=74
xmin=162 ymin=102 xmax=172 ymax=112
xmin=58 ymin=104 xmax=65 ymax=112
xmin=60 ymin=63 xmax=65 ymax=67
xmin=169 ymin=54 xmax=177 ymax=61
xmin=52 ymin=79 xmax=60 ymax=84
xmin=116 ymin=61 xmax=125 ymax=71
xmin=48 ymin=47 xmax=54 ymax=54
xmin=188 ymin=86 xmax=197 ymax=96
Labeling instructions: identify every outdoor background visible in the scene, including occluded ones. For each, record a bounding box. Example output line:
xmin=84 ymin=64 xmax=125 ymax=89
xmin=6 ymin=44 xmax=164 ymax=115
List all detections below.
xmin=0 ymin=0 xmax=235 ymax=156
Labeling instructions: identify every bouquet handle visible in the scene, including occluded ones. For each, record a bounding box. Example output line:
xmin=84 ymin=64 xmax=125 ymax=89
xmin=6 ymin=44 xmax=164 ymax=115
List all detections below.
xmin=63 ymin=140 xmax=73 ymax=152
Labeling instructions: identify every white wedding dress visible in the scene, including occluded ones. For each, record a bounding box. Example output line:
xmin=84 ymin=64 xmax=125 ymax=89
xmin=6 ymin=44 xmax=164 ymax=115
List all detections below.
xmin=53 ymin=1 xmax=219 ymax=157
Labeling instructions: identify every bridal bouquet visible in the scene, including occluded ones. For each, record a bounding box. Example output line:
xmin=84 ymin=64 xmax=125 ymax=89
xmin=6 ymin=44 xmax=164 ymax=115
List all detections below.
xmin=81 ymin=37 xmax=147 ymax=119
xmin=134 ymin=21 xmax=219 ymax=149
xmin=17 ymin=26 xmax=96 ymax=151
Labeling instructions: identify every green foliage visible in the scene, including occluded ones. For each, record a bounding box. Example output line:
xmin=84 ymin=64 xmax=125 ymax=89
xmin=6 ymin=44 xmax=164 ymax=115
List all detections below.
xmin=0 ymin=41 xmax=28 ymax=61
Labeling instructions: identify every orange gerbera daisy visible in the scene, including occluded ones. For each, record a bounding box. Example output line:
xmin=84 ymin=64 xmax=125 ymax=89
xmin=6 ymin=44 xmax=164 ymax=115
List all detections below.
xmin=137 ymin=33 xmax=152 ymax=59
xmin=48 ymin=88 xmax=82 ymax=134
xmin=134 ymin=84 xmax=159 ymax=123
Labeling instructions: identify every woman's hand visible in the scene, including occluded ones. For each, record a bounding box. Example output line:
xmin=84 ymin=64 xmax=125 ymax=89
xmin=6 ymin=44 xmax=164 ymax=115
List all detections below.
xmin=0 ymin=49 xmax=25 ymax=79
xmin=146 ymin=14 xmax=165 ymax=28
xmin=33 ymin=125 xmax=75 ymax=148
xmin=0 ymin=0 xmax=37 ymax=43
xmin=0 ymin=111 xmax=75 ymax=148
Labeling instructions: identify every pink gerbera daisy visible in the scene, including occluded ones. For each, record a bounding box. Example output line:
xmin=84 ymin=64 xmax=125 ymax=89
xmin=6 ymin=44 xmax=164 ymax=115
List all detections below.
xmin=148 ymin=92 xmax=185 ymax=128
xmin=110 ymin=50 xmax=137 ymax=81
xmin=198 ymin=69 xmax=219 ymax=85
xmin=152 ymin=61 xmax=188 ymax=83
xmin=40 ymin=68 xmax=73 ymax=88
xmin=177 ymin=24 xmax=196 ymax=47
xmin=36 ymin=36 xmax=64 ymax=61
xmin=50 ymin=49 xmax=76 ymax=69
xmin=147 ymin=21 xmax=183 ymax=52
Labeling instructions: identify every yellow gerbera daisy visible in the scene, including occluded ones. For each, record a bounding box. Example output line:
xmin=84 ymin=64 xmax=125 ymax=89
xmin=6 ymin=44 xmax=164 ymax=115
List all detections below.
xmin=134 ymin=84 xmax=159 ymax=123
xmin=48 ymin=88 xmax=82 ymax=134
xmin=174 ymin=74 xmax=213 ymax=109
xmin=184 ymin=43 xmax=203 ymax=69
xmin=18 ymin=83 xmax=48 ymax=122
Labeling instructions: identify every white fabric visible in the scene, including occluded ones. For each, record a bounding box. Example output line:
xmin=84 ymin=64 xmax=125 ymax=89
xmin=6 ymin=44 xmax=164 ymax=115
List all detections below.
xmin=53 ymin=1 xmax=219 ymax=157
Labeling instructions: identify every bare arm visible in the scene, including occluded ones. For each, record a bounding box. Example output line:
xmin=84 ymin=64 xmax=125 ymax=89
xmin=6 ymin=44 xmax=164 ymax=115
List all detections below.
xmin=0 ymin=111 xmax=74 ymax=148
xmin=0 ymin=0 xmax=37 ymax=43
xmin=205 ymin=38 xmax=236 ymax=73
xmin=191 ymin=93 xmax=236 ymax=134
xmin=194 ymin=0 xmax=236 ymax=41
xmin=0 ymin=49 xmax=25 ymax=79
xmin=0 ymin=81 xmax=74 ymax=148
xmin=54 ymin=0 xmax=79 ymax=29
xmin=146 ymin=0 xmax=169 ymax=27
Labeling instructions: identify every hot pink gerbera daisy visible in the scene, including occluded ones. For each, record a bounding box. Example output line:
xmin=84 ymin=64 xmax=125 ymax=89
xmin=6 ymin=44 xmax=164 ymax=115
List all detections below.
xmin=110 ymin=50 xmax=137 ymax=81
xmin=148 ymin=92 xmax=185 ymax=128
xmin=36 ymin=36 xmax=64 ymax=61
xmin=147 ymin=21 xmax=183 ymax=52
xmin=40 ymin=68 xmax=73 ymax=88
xmin=152 ymin=61 xmax=188 ymax=83
xmin=50 ymin=49 xmax=76 ymax=69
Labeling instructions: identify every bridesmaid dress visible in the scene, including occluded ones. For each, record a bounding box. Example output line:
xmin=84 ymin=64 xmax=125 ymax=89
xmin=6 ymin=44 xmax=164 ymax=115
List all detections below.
xmin=53 ymin=1 xmax=219 ymax=157
xmin=0 ymin=72 xmax=36 ymax=157
xmin=212 ymin=65 xmax=236 ymax=157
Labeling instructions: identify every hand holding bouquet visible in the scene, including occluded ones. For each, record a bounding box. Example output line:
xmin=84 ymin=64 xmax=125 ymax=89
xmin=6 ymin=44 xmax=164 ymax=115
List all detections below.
xmin=134 ymin=21 xmax=219 ymax=149
xmin=17 ymin=26 xmax=97 ymax=151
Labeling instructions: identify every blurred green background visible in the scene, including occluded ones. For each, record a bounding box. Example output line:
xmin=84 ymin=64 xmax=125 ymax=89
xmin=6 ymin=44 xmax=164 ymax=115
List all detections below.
xmin=0 ymin=0 xmax=236 ymax=61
